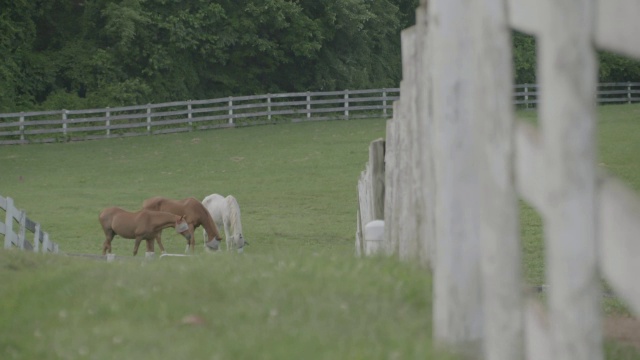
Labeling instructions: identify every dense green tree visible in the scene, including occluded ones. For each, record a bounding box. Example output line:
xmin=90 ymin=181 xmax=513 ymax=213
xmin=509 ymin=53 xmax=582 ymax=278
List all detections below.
xmin=1 ymin=0 xmax=414 ymax=111
xmin=3 ymin=0 xmax=639 ymax=112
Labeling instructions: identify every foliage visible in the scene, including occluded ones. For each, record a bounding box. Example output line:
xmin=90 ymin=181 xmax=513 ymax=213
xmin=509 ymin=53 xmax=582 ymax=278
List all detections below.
xmin=513 ymin=31 xmax=640 ymax=85
xmin=0 ymin=0 xmax=418 ymax=112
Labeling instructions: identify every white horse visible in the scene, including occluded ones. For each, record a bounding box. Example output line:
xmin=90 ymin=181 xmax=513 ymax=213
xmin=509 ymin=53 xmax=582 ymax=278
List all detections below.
xmin=202 ymin=194 xmax=246 ymax=253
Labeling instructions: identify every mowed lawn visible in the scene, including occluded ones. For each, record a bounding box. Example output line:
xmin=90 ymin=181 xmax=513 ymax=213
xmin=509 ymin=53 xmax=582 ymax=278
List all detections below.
xmin=0 ymin=104 xmax=639 ymax=359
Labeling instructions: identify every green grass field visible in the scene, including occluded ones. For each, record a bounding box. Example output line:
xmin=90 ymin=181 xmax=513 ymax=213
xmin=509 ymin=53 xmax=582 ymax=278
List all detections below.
xmin=1 ymin=104 xmax=639 ymax=359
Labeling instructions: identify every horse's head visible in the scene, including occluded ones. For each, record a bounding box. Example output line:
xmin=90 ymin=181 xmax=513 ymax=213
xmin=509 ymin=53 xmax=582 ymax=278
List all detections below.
xmin=236 ymin=234 xmax=247 ymax=248
xmin=175 ymin=215 xmax=190 ymax=238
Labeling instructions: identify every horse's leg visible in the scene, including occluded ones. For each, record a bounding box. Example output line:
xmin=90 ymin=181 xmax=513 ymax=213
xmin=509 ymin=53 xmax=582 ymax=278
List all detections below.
xmin=154 ymin=234 xmax=166 ymax=254
xmin=224 ymin=221 xmax=232 ymax=251
xmin=102 ymin=231 xmax=114 ymax=256
xmin=146 ymin=239 xmax=154 ymax=253
xmin=183 ymin=224 xmax=195 ymax=254
xmin=133 ymin=238 xmax=142 ymax=256
xmin=188 ymin=224 xmax=196 ymax=253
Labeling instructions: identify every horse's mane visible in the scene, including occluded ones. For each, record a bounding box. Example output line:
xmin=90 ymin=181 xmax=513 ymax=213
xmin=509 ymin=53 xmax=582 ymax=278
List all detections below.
xmin=226 ymin=195 xmax=243 ymax=236
xmin=188 ymin=197 xmax=220 ymax=240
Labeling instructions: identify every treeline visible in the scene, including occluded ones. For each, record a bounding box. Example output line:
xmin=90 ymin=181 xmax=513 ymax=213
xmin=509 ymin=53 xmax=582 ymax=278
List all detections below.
xmin=1 ymin=0 xmax=418 ymax=112
xmin=1 ymin=1 xmax=639 ymax=112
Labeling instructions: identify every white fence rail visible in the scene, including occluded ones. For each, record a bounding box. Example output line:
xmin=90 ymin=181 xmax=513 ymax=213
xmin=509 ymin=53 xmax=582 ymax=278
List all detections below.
xmin=358 ymin=0 xmax=640 ymax=359
xmin=1 ymin=194 xmax=58 ymax=253
xmin=1 ymin=83 xmax=639 ymax=146
xmin=0 ymin=89 xmax=399 ymax=145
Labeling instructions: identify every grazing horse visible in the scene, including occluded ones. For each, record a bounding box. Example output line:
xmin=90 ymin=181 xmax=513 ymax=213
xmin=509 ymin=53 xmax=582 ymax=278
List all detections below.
xmin=202 ymin=194 xmax=247 ymax=252
xmin=142 ymin=196 xmax=222 ymax=253
xmin=98 ymin=207 xmax=189 ymax=256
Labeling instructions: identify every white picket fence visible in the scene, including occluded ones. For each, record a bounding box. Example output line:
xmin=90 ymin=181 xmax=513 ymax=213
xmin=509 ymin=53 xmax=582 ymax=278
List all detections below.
xmin=1 ymin=194 xmax=58 ymax=253
xmin=358 ymin=0 xmax=640 ymax=359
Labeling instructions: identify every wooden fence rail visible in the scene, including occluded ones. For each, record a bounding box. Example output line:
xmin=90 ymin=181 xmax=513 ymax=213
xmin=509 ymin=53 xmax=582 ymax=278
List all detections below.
xmin=2 ymin=83 xmax=639 ymax=145
xmin=0 ymin=89 xmax=399 ymax=145
xmin=358 ymin=0 xmax=640 ymax=359
xmin=1 ymin=194 xmax=58 ymax=253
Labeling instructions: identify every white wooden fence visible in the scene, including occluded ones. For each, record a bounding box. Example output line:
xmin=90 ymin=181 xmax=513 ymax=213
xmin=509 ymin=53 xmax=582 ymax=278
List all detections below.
xmin=358 ymin=0 xmax=640 ymax=359
xmin=0 ymin=89 xmax=400 ymax=145
xmin=1 ymin=82 xmax=638 ymax=146
xmin=1 ymin=194 xmax=58 ymax=253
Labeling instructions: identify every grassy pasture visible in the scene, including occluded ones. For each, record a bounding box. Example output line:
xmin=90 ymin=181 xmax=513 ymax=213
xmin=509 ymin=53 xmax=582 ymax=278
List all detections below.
xmin=0 ymin=104 xmax=639 ymax=358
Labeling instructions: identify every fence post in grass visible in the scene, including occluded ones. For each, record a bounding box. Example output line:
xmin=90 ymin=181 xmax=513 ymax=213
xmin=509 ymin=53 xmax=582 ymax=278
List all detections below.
xmin=430 ymin=0 xmax=483 ymax=347
xmin=628 ymin=81 xmax=632 ymax=104
xmin=344 ymin=90 xmax=350 ymax=118
xmin=19 ymin=113 xmax=25 ymax=141
xmin=17 ymin=210 xmax=26 ymax=249
xmin=267 ymin=94 xmax=272 ymax=121
xmin=306 ymin=91 xmax=311 ymax=119
xmin=62 ymin=110 xmax=68 ymax=137
xmin=228 ymin=96 xmax=233 ymax=125
xmin=187 ymin=100 xmax=193 ymax=129
xmin=106 ymin=107 xmax=110 ymax=137
xmin=146 ymin=105 xmax=152 ymax=134
xmin=539 ymin=0 xmax=602 ymax=357
xmin=370 ymin=138 xmax=385 ymax=221
xmin=525 ymin=86 xmax=529 ymax=109
xmin=382 ymin=89 xmax=388 ymax=117
xmin=34 ymin=223 xmax=41 ymax=252
xmin=42 ymin=232 xmax=51 ymax=252
xmin=4 ymin=197 xmax=15 ymax=249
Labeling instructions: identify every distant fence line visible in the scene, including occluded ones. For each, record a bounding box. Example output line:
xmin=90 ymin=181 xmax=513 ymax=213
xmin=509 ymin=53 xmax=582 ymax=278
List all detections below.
xmin=1 ymin=194 xmax=58 ymax=253
xmin=1 ymin=83 xmax=638 ymax=145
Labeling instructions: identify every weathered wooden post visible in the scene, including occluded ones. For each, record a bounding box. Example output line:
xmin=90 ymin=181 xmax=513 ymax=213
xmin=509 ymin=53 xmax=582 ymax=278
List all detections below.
xmin=430 ymin=0 xmax=483 ymax=348
xmin=19 ymin=113 xmax=25 ymax=141
xmin=106 ymin=107 xmax=110 ymax=137
xmin=415 ymin=2 xmax=437 ymax=269
xmin=539 ymin=0 xmax=602 ymax=358
xmin=146 ymin=105 xmax=152 ymax=133
xmin=187 ymin=100 xmax=193 ymax=128
xmin=382 ymin=89 xmax=387 ymax=117
xmin=62 ymin=110 xmax=68 ymax=137
xmin=344 ymin=91 xmax=349 ymax=118
xmin=383 ymin=114 xmax=398 ymax=255
xmin=472 ymin=0 xmax=524 ymax=358
xmin=398 ymin=27 xmax=419 ymax=262
xmin=369 ymin=138 xmax=385 ymax=222
xmin=228 ymin=96 xmax=233 ymax=125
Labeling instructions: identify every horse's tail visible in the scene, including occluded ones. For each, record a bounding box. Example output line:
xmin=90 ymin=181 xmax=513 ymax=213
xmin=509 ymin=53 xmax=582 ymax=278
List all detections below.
xmin=226 ymin=195 xmax=242 ymax=236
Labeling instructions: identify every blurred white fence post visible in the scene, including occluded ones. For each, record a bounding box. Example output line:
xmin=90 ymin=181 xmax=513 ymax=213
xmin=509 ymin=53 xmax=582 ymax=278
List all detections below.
xmin=356 ymin=138 xmax=386 ymax=256
xmin=146 ymin=105 xmax=152 ymax=133
xmin=430 ymin=0 xmax=483 ymax=347
xmin=106 ymin=107 xmax=110 ymax=137
xmin=344 ymin=91 xmax=349 ymax=118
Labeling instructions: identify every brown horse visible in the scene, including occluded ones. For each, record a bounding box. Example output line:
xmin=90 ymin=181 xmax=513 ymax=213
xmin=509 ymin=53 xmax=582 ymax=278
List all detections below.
xmin=99 ymin=207 xmax=190 ymax=256
xmin=142 ymin=196 xmax=222 ymax=253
